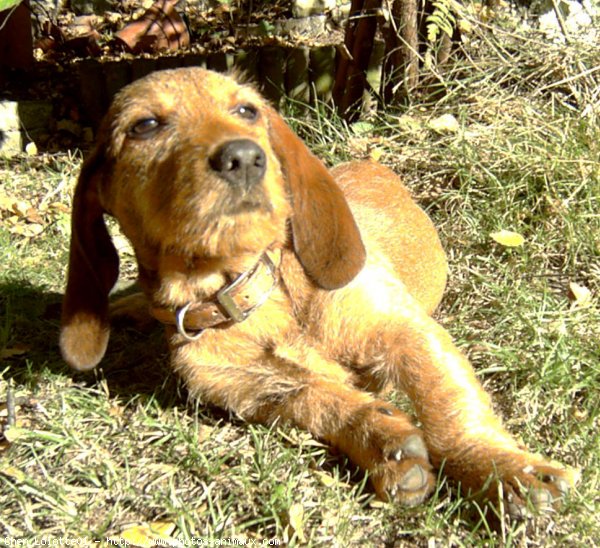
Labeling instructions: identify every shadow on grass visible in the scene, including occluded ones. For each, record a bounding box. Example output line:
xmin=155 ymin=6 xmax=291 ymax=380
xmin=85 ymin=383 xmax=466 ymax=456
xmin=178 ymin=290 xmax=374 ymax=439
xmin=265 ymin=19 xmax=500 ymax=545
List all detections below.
xmin=0 ymin=279 xmax=188 ymax=410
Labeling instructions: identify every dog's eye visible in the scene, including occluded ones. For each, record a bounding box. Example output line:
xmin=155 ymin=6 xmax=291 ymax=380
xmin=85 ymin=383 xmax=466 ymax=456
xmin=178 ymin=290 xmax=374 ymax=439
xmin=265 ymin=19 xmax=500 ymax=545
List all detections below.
xmin=234 ymin=104 xmax=259 ymax=121
xmin=129 ymin=118 xmax=160 ymax=138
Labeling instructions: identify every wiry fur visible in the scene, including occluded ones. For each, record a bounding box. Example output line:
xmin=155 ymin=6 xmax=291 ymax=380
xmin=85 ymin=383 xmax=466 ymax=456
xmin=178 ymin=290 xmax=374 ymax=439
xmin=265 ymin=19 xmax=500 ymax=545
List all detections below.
xmin=60 ymin=67 xmax=576 ymax=513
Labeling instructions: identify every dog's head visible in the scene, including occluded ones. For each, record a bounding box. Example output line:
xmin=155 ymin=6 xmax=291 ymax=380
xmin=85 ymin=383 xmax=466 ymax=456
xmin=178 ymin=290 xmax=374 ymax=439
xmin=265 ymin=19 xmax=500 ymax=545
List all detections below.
xmin=60 ymin=67 xmax=365 ymax=370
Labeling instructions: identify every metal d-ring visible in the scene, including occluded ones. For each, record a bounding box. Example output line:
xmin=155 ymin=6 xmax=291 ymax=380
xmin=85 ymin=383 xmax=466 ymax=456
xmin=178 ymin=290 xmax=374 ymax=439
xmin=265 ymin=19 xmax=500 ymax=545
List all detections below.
xmin=175 ymin=302 xmax=204 ymax=342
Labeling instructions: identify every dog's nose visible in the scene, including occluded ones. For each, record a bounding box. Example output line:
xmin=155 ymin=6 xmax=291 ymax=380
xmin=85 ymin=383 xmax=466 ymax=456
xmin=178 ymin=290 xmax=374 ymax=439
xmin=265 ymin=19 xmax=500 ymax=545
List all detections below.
xmin=209 ymin=139 xmax=266 ymax=190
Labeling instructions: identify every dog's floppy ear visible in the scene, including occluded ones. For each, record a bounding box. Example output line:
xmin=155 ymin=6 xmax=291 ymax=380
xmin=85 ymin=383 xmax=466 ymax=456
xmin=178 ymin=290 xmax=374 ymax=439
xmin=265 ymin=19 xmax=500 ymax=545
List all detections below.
xmin=267 ymin=108 xmax=366 ymax=289
xmin=60 ymin=145 xmax=119 ymax=371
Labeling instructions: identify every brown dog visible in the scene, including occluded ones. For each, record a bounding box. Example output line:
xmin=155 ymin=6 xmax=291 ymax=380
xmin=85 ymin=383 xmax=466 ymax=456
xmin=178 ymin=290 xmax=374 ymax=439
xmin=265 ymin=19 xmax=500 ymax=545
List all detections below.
xmin=60 ymin=67 xmax=575 ymax=514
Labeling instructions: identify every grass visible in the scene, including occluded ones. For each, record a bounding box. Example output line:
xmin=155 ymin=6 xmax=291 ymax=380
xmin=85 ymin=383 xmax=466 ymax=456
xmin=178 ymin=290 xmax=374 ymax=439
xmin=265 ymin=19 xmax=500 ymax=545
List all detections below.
xmin=1 ymin=14 xmax=599 ymax=547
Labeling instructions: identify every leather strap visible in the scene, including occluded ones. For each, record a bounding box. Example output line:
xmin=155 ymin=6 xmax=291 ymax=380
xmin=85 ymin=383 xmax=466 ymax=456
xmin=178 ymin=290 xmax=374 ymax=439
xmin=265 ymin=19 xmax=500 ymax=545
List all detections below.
xmin=150 ymin=251 xmax=280 ymax=338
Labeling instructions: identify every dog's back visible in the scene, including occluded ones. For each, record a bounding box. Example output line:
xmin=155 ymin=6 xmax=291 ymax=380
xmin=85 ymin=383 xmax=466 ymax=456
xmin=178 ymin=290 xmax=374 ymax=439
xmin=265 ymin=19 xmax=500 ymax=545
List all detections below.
xmin=333 ymin=161 xmax=448 ymax=315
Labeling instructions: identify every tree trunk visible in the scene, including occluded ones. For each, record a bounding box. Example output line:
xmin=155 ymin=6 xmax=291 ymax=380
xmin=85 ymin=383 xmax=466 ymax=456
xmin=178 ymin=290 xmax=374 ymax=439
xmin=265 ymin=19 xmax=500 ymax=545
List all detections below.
xmin=333 ymin=0 xmax=380 ymax=120
xmin=382 ymin=0 xmax=419 ymax=104
xmin=332 ymin=0 xmax=462 ymax=118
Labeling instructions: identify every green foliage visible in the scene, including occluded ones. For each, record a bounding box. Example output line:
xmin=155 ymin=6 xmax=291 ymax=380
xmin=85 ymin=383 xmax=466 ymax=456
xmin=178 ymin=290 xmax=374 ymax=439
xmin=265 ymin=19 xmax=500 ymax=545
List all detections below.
xmin=426 ymin=0 xmax=457 ymax=42
xmin=424 ymin=0 xmax=459 ymax=70
xmin=0 ymin=0 xmax=22 ymax=11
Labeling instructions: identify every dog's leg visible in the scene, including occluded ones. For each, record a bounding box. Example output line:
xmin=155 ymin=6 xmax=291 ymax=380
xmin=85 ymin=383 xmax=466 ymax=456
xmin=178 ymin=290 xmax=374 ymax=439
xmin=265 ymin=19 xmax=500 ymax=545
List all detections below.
xmin=313 ymin=275 xmax=576 ymax=514
xmin=109 ymin=292 xmax=157 ymax=331
xmin=172 ymin=339 xmax=435 ymax=506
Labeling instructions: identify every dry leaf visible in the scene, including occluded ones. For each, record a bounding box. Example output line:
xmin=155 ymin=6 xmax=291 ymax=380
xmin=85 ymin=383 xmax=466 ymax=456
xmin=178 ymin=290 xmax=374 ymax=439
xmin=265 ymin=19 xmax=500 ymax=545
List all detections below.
xmin=490 ymin=229 xmax=525 ymax=247
xmin=9 ymin=223 xmax=44 ymax=238
xmin=369 ymin=147 xmax=384 ymax=162
xmin=25 ymin=142 xmax=38 ymax=156
xmin=108 ymin=404 xmax=125 ymax=418
xmin=197 ymin=424 xmax=216 ymax=443
xmin=569 ymin=282 xmax=592 ymax=307
xmin=0 ymin=345 xmax=29 ymax=359
xmin=369 ymin=500 xmax=387 ymax=508
xmin=113 ymin=521 xmax=177 ymax=548
xmin=288 ymin=502 xmax=306 ymax=542
xmin=49 ymin=202 xmax=71 ymax=213
xmin=3 ymin=427 xmax=27 ymax=443
xmin=0 ymin=465 xmax=26 ymax=482
xmin=26 ymin=207 xmax=44 ymax=224
xmin=316 ymin=471 xmax=336 ymax=487
xmin=396 ymin=115 xmax=423 ymax=133
xmin=11 ymin=199 xmax=30 ymax=217
xmin=0 ymin=192 xmax=15 ymax=211
xmin=427 ymin=113 xmax=460 ymax=134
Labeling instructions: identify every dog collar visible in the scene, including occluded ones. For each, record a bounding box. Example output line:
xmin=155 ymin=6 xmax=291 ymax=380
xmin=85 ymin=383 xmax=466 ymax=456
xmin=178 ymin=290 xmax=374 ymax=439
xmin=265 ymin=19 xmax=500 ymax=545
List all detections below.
xmin=150 ymin=251 xmax=280 ymax=341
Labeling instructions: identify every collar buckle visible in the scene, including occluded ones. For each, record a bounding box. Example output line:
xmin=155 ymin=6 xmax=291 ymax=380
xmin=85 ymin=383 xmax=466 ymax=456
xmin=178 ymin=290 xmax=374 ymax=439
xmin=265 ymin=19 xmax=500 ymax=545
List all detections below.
xmin=153 ymin=251 xmax=280 ymax=341
xmin=216 ymin=287 xmax=247 ymax=323
xmin=216 ymin=252 xmax=278 ymax=323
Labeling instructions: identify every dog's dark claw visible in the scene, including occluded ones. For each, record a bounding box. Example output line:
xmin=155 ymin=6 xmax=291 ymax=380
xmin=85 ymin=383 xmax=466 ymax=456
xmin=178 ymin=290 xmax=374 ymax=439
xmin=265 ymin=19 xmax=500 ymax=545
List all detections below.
xmin=377 ymin=406 xmax=394 ymax=416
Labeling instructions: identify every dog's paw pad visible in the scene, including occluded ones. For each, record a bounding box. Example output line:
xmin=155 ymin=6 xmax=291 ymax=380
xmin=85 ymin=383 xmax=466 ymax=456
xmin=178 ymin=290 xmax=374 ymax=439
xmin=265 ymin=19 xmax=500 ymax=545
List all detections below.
xmin=374 ymin=450 xmax=435 ymax=507
xmin=384 ymin=463 xmax=434 ymax=506
xmin=507 ymin=499 xmax=531 ymax=520
xmin=531 ymin=487 xmax=552 ymax=503
xmin=506 ymin=487 xmax=554 ymax=520
xmin=401 ymin=434 xmax=428 ymax=460
xmin=546 ymin=474 xmax=571 ymax=497
xmin=398 ymin=463 xmax=429 ymax=491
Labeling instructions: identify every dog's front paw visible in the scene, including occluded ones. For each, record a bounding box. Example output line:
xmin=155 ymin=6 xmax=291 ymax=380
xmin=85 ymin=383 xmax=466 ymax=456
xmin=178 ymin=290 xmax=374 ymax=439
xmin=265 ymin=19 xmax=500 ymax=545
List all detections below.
xmin=349 ymin=404 xmax=436 ymax=506
xmin=370 ymin=433 xmax=436 ymax=506
xmin=109 ymin=292 xmax=156 ymax=330
xmin=495 ymin=458 xmax=578 ymax=519
xmin=449 ymin=449 xmax=578 ymax=518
